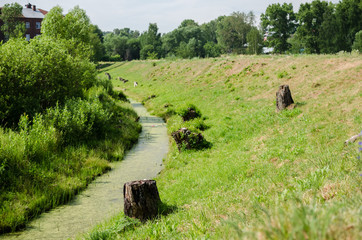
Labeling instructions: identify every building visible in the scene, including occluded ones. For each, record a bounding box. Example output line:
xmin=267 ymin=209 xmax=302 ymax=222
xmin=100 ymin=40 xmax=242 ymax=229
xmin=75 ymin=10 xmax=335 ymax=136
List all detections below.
xmin=0 ymin=3 xmax=48 ymax=42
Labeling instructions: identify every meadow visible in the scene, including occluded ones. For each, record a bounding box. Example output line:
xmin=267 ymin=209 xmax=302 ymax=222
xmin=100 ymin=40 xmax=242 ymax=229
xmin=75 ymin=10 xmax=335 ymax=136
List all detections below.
xmin=87 ymin=54 xmax=361 ymax=239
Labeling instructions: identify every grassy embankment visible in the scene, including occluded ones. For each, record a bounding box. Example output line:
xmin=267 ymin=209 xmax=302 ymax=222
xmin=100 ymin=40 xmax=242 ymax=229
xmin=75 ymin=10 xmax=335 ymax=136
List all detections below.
xmin=88 ymin=54 xmax=361 ymax=239
xmin=0 ymin=84 xmax=141 ymax=233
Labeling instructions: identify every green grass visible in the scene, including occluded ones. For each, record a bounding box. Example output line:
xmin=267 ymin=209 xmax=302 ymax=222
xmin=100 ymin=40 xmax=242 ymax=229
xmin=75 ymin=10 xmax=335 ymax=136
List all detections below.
xmin=0 ymin=86 xmax=141 ymax=233
xmin=86 ymin=55 xmax=361 ymax=239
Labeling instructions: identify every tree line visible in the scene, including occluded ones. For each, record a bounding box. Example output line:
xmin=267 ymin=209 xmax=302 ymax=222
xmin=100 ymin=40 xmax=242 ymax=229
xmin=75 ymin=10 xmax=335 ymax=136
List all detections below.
xmin=1 ymin=0 xmax=361 ymax=62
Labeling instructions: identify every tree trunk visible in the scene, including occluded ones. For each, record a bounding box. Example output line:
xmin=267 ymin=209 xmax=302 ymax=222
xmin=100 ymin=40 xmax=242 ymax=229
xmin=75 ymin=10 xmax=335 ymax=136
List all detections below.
xmin=123 ymin=180 xmax=161 ymax=221
xmin=276 ymin=85 xmax=294 ymax=111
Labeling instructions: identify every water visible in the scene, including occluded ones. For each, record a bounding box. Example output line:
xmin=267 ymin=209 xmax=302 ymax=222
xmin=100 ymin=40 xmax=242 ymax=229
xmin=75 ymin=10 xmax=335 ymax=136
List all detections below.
xmin=1 ymin=100 xmax=169 ymax=240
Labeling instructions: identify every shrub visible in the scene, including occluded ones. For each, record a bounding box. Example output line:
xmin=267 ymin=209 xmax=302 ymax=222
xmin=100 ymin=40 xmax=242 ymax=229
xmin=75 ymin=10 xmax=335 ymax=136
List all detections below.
xmin=176 ymin=104 xmax=202 ymax=121
xmin=0 ymin=37 xmax=97 ymax=126
xmin=45 ymin=98 xmax=112 ymax=146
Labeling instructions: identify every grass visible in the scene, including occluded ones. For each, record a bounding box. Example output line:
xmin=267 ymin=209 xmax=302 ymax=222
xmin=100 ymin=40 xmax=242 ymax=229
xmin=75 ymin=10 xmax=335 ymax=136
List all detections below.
xmin=0 ymin=86 xmax=141 ymax=233
xmin=87 ymin=54 xmax=361 ymax=239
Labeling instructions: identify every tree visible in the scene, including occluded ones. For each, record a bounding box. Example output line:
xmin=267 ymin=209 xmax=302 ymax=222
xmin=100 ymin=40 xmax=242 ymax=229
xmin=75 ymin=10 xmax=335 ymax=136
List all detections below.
xmin=217 ymin=12 xmax=255 ymax=54
xmin=0 ymin=37 xmax=97 ymax=125
xmin=201 ymin=17 xmax=223 ymax=44
xmin=203 ymin=41 xmax=221 ymax=58
xmin=335 ymin=0 xmax=362 ymax=51
xmin=162 ymin=19 xmax=206 ymax=58
xmin=41 ymin=6 xmax=103 ymax=60
xmin=90 ymin=25 xmax=105 ymax=61
xmin=319 ymin=4 xmax=340 ymax=53
xmin=0 ymin=3 xmax=25 ymax=41
xmin=246 ymin=27 xmax=263 ymax=54
xmin=352 ymin=30 xmax=362 ymax=51
xmin=140 ymin=23 xmax=162 ymax=59
xmin=104 ymin=33 xmax=127 ymax=59
xmin=296 ymin=0 xmax=331 ymax=54
xmin=261 ymin=3 xmax=296 ymax=53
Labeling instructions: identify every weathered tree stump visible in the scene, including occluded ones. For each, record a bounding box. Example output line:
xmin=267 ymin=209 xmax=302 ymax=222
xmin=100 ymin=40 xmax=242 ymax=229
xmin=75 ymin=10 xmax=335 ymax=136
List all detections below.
xmin=276 ymin=85 xmax=294 ymax=111
xmin=123 ymin=180 xmax=161 ymax=221
xmin=181 ymin=108 xmax=200 ymax=121
xmin=171 ymin=128 xmax=206 ymax=151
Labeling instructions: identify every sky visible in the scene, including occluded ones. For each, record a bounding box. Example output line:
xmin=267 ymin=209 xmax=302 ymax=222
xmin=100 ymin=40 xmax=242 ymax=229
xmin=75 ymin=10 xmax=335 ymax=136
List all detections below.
xmin=1 ymin=0 xmax=341 ymax=34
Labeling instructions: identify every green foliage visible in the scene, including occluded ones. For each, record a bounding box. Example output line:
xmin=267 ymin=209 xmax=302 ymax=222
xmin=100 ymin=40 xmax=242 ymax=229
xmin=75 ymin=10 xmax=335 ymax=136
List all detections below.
xmin=140 ymin=44 xmax=158 ymax=60
xmin=140 ymin=23 xmax=162 ymax=59
xmin=334 ymin=0 xmax=362 ymax=52
xmin=44 ymin=98 xmax=112 ymax=146
xmin=246 ymin=27 xmax=263 ymax=54
xmin=41 ymin=6 xmax=104 ymax=61
xmin=352 ymin=30 xmax=362 ymax=51
xmin=261 ymin=3 xmax=297 ymax=53
xmin=0 ymin=37 xmax=97 ymax=126
xmin=93 ymin=56 xmax=361 ymax=239
xmin=103 ymin=32 xmax=140 ymax=61
xmin=297 ymin=0 xmax=335 ymax=54
xmin=203 ymin=41 xmax=221 ymax=58
xmin=0 ymin=87 xmax=140 ymax=233
xmin=217 ymin=11 xmax=255 ymax=54
xmin=0 ymin=3 xmax=25 ymax=41
xmin=176 ymin=104 xmax=202 ymax=121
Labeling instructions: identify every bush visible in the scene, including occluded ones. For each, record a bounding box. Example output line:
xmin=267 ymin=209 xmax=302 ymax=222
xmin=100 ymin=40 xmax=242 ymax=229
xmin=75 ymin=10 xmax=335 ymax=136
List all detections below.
xmin=45 ymin=98 xmax=112 ymax=146
xmin=176 ymin=104 xmax=202 ymax=121
xmin=0 ymin=37 xmax=97 ymax=126
xmin=352 ymin=30 xmax=362 ymax=52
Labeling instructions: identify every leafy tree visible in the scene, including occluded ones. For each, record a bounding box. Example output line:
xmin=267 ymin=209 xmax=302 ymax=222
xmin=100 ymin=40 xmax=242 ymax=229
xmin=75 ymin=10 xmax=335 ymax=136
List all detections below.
xmin=296 ymin=0 xmax=331 ymax=54
xmin=352 ymin=30 xmax=362 ymax=51
xmin=104 ymin=33 xmax=127 ymax=59
xmin=140 ymin=44 xmax=158 ymax=59
xmin=203 ymin=41 xmax=221 ymax=58
xmin=0 ymin=37 xmax=97 ymax=125
xmin=162 ymin=19 xmax=206 ymax=58
xmin=90 ymin=25 xmax=105 ymax=61
xmin=125 ymin=38 xmax=141 ymax=60
xmin=217 ymin=12 xmax=255 ymax=54
xmin=261 ymin=3 xmax=296 ymax=53
xmin=287 ymin=32 xmax=304 ymax=54
xmin=103 ymin=27 xmax=141 ymax=61
xmin=140 ymin=23 xmax=162 ymax=59
xmin=335 ymin=0 xmax=362 ymax=51
xmin=41 ymin=6 xmax=103 ymax=60
xmin=0 ymin=3 xmax=25 ymax=41
xmin=246 ymin=27 xmax=263 ymax=54
xmin=201 ymin=17 xmax=223 ymax=44
xmin=319 ymin=4 xmax=340 ymax=53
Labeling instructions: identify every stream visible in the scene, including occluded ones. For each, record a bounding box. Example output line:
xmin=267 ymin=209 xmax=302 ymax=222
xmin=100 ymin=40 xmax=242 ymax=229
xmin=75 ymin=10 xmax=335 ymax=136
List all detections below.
xmin=1 ymin=100 xmax=169 ymax=240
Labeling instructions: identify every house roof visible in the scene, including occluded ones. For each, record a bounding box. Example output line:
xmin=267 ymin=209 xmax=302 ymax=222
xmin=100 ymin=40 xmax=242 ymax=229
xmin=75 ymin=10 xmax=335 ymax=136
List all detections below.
xmin=22 ymin=7 xmax=47 ymax=19
xmin=0 ymin=3 xmax=48 ymax=19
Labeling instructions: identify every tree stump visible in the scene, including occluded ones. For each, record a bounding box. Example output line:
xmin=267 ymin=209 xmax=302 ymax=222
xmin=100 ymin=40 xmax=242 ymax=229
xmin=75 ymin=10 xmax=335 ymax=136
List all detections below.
xmin=276 ymin=85 xmax=294 ymax=111
xmin=123 ymin=180 xmax=161 ymax=221
xmin=171 ymin=128 xmax=207 ymax=151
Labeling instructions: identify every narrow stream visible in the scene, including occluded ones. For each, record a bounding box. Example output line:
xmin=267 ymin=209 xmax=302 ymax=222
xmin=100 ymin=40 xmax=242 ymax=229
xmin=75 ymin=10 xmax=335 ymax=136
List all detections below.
xmin=1 ymin=100 xmax=169 ymax=240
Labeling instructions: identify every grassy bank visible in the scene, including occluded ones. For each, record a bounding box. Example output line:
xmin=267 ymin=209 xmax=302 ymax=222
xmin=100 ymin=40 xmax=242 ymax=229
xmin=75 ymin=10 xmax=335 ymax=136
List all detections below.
xmin=88 ymin=54 xmax=361 ymax=239
xmin=0 ymin=84 xmax=141 ymax=233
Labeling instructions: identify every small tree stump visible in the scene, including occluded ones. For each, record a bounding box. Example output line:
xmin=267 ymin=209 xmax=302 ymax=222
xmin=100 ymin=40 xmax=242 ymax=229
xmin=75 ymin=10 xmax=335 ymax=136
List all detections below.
xmin=276 ymin=85 xmax=294 ymax=111
xmin=171 ymin=128 xmax=207 ymax=151
xmin=123 ymin=180 xmax=161 ymax=221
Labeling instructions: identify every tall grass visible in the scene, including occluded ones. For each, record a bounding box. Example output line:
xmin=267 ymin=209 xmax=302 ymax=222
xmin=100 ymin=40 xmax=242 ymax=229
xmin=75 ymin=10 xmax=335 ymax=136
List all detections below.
xmin=0 ymin=79 xmax=141 ymax=233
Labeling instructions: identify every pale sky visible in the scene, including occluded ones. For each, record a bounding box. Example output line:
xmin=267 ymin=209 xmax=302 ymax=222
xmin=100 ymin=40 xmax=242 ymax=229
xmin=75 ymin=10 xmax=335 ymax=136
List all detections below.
xmin=1 ymin=0 xmax=341 ymax=33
